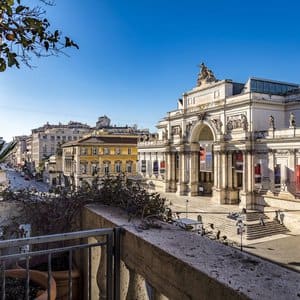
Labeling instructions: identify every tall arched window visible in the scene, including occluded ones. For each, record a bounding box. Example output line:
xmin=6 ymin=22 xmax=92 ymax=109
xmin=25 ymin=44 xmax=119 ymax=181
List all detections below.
xmin=126 ymin=160 xmax=133 ymax=173
xmin=115 ymin=161 xmax=122 ymax=173
xmin=103 ymin=161 xmax=111 ymax=175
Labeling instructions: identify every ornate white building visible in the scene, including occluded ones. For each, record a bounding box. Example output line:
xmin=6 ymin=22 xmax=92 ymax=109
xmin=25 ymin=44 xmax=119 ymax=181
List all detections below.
xmin=138 ymin=64 xmax=300 ymax=211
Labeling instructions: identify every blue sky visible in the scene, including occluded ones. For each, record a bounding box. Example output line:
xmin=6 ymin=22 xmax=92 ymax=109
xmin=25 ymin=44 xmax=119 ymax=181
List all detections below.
xmin=1 ymin=0 xmax=300 ymax=141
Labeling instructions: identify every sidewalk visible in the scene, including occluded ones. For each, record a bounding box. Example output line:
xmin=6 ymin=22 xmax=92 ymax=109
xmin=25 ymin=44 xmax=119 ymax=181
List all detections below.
xmin=159 ymin=192 xmax=300 ymax=272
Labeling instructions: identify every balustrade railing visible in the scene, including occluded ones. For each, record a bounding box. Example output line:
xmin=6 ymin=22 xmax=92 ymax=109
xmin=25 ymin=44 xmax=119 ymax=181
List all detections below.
xmin=0 ymin=228 xmax=120 ymax=300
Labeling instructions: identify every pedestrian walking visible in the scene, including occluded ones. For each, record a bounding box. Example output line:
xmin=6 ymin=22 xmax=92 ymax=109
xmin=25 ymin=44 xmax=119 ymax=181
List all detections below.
xmin=279 ymin=211 xmax=284 ymax=225
xmin=259 ymin=214 xmax=265 ymax=226
xmin=274 ymin=210 xmax=279 ymax=222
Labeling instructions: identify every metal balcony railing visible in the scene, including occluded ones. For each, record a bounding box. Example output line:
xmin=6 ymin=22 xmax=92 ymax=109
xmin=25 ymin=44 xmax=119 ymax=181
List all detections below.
xmin=0 ymin=228 xmax=120 ymax=300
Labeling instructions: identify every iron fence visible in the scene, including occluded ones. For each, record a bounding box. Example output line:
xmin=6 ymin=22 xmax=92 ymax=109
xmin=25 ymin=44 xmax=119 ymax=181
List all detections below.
xmin=0 ymin=228 xmax=120 ymax=300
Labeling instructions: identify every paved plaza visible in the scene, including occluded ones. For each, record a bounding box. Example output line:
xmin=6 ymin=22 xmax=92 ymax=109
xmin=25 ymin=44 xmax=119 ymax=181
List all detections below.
xmin=159 ymin=192 xmax=300 ymax=272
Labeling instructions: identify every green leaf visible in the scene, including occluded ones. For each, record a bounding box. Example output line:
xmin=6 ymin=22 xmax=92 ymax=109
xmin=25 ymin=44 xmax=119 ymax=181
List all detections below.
xmin=0 ymin=58 xmax=6 ymax=72
xmin=7 ymin=52 xmax=17 ymax=67
xmin=6 ymin=6 xmax=13 ymax=17
xmin=16 ymin=5 xmax=26 ymax=14
xmin=71 ymin=41 xmax=79 ymax=49
xmin=44 ymin=40 xmax=49 ymax=51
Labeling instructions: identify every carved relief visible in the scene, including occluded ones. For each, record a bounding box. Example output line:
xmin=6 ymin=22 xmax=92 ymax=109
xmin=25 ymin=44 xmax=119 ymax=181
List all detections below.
xmin=211 ymin=118 xmax=223 ymax=131
xmin=226 ymin=114 xmax=248 ymax=132
xmin=198 ymin=112 xmax=206 ymax=121
xmin=171 ymin=125 xmax=182 ymax=136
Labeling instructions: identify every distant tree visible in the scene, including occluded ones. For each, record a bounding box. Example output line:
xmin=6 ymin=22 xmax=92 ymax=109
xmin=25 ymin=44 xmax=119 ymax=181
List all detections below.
xmin=0 ymin=0 xmax=78 ymax=71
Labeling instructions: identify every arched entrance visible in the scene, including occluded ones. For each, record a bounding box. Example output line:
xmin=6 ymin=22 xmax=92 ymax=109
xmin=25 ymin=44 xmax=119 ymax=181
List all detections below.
xmin=189 ymin=122 xmax=215 ymax=196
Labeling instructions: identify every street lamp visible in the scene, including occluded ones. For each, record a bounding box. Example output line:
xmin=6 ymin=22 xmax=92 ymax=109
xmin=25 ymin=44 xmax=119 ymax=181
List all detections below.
xmin=185 ymin=199 xmax=189 ymax=218
xmin=236 ymin=215 xmax=245 ymax=251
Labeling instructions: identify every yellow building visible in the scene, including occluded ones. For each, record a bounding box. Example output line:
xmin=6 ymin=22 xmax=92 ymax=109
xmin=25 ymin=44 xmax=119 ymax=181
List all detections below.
xmin=62 ymin=133 xmax=138 ymax=187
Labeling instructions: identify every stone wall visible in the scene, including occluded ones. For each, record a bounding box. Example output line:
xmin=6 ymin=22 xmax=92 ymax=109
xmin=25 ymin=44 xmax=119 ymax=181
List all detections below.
xmin=83 ymin=204 xmax=300 ymax=300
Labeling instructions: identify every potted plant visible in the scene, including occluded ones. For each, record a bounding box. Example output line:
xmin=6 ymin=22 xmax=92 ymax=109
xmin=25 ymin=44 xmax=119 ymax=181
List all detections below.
xmin=12 ymin=190 xmax=85 ymax=300
xmin=2 ymin=268 xmax=56 ymax=300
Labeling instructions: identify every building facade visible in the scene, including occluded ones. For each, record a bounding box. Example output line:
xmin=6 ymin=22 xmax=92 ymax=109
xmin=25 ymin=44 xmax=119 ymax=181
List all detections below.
xmin=138 ymin=64 xmax=300 ymax=211
xmin=12 ymin=135 xmax=28 ymax=166
xmin=62 ymin=132 xmax=138 ymax=188
xmin=31 ymin=121 xmax=91 ymax=170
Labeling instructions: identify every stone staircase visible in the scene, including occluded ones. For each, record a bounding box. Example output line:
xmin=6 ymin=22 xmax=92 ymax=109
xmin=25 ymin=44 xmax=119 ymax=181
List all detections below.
xmin=199 ymin=213 xmax=239 ymax=238
xmin=245 ymin=211 xmax=289 ymax=240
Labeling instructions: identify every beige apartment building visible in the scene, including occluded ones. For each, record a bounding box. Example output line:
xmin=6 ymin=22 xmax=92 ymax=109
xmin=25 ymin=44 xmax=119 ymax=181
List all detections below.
xmin=31 ymin=121 xmax=91 ymax=170
xmin=12 ymin=135 xmax=28 ymax=166
xmin=138 ymin=64 xmax=300 ymax=213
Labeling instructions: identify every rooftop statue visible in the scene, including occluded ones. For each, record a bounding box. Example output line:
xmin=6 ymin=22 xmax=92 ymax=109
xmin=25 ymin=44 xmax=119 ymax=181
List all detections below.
xmin=197 ymin=62 xmax=218 ymax=86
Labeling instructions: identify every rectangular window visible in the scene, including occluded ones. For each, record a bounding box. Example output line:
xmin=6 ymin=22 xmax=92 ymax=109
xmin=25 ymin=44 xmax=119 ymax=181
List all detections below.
xmin=160 ymin=161 xmax=166 ymax=174
xmin=91 ymin=163 xmax=99 ymax=175
xmin=235 ymin=152 xmax=243 ymax=173
xmin=81 ymin=147 xmax=87 ymax=155
xmin=141 ymin=160 xmax=146 ymax=173
xmin=115 ymin=148 xmax=121 ymax=155
xmin=104 ymin=163 xmax=110 ymax=175
xmin=254 ymin=163 xmax=262 ymax=183
xmin=115 ymin=162 xmax=121 ymax=173
xmin=128 ymin=148 xmax=131 ymax=155
xmin=92 ymin=147 xmax=98 ymax=155
xmin=126 ymin=162 xmax=132 ymax=173
xmin=80 ymin=163 xmax=87 ymax=174
xmin=153 ymin=161 xmax=159 ymax=175
xmin=104 ymin=148 xmax=110 ymax=155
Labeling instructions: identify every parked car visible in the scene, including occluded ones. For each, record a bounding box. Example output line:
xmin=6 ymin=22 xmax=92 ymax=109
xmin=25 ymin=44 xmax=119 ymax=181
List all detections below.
xmin=24 ymin=175 xmax=30 ymax=181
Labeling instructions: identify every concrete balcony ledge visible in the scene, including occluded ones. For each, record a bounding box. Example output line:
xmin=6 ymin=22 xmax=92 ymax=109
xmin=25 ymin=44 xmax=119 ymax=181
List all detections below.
xmin=83 ymin=204 xmax=300 ymax=300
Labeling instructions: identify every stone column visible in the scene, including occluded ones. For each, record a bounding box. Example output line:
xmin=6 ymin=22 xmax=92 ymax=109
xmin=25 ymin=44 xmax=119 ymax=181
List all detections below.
xmin=239 ymin=150 xmax=254 ymax=209
xmin=288 ymin=150 xmax=296 ymax=193
xmin=176 ymin=151 xmax=182 ymax=195
xmin=189 ymin=143 xmax=199 ymax=196
xmin=215 ymin=151 xmax=220 ymax=189
xmin=242 ymin=151 xmax=248 ymax=193
xmin=227 ymin=151 xmax=233 ymax=189
xmin=179 ymin=150 xmax=188 ymax=195
xmin=97 ymin=239 xmax=107 ymax=300
xmin=268 ymin=150 xmax=275 ymax=193
xmin=165 ymin=151 xmax=172 ymax=192
xmin=126 ymin=267 xmax=148 ymax=300
xmin=83 ymin=237 xmax=101 ymax=300
xmin=221 ymin=151 xmax=228 ymax=189
xmin=169 ymin=152 xmax=176 ymax=192
xmin=120 ymin=260 xmax=129 ymax=300
xmin=213 ymin=150 xmax=226 ymax=204
xmin=226 ymin=151 xmax=238 ymax=204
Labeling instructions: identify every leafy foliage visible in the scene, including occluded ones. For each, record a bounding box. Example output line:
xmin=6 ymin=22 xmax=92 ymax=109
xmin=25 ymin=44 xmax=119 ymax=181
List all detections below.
xmin=1 ymin=174 xmax=169 ymax=237
xmin=0 ymin=0 xmax=78 ymax=71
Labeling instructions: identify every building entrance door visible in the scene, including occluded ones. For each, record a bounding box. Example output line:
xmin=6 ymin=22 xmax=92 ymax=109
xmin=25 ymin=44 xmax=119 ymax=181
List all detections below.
xmin=198 ymin=143 xmax=213 ymax=195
